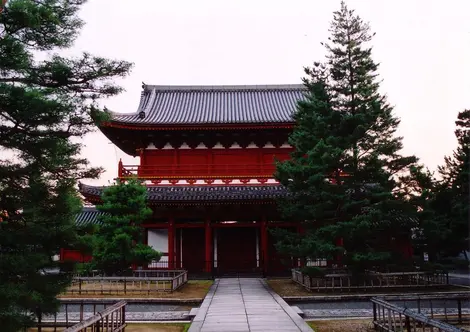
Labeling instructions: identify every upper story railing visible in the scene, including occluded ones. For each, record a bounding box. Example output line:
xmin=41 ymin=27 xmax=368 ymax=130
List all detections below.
xmin=118 ymin=162 xmax=277 ymax=183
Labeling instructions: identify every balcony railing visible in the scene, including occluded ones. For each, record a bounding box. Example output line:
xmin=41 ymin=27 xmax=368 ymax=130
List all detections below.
xmin=118 ymin=162 xmax=276 ymax=182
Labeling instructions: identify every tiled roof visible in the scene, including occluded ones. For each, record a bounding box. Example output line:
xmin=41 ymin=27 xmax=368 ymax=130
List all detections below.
xmin=75 ymin=207 xmax=105 ymax=227
xmin=108 ymin=84 xmax=306 ymax=125
xmin=79 ymin=183 xmax=288 ymax=202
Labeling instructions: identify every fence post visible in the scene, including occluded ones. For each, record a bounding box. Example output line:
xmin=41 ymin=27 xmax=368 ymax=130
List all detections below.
xmin=37 ymin=308 xmax=42 ymax=332
xmin=405 ymin=316 xmax=411 ymax=332
xmin=457 ymin=299 xmax=462 ymax=324
xmin=122 ymin=303 xmax=126 ymax=327
xmin=79 ymin=278 xmax=82 ymax=295
xmin=124 ymin=278 xmax=127 ymax=295
xmin=373 ymin=302 xmax=377 ymax=322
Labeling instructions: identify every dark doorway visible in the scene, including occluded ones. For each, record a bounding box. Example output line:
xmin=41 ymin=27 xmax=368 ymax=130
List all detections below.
xmin=214 ymin=227 xmax=261 ymax=277
xmin=181 ymin=228 xmax=205 ymax=273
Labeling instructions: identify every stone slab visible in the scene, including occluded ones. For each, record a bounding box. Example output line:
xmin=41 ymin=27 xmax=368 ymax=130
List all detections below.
xmin=189 ymin=308 xmax=199 ymax=317
xmin=188 ymin=278 xmax=313 ymax=332
xmin=291 ymin=305 xmax=305 ymax=317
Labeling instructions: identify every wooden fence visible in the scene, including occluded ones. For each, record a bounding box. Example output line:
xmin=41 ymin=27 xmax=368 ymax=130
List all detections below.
xmin=66 ymin=270 xmax=188 ymax=295
xmin=371 ymin=297 xmax=469 ymax=331
xmin=36 ymin=300 xmax=127 ymax=331
xmin=63 ymin=300 xmax=126 ymax=332
xmin=292 ymin=269 xmax=449 ymax=292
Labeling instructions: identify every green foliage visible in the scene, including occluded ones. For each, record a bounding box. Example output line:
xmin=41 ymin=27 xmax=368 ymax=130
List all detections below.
xmin=411 ymin=110 xmax=469 ymax=262
xmin=0 ymin=0 xmax=132 ymax=330
xmin=274 ymin=1 xmax=418 ymax=272
xmin=91 ymin=179 xmax=161 ymax=276
xmin=300 ymin=266 xmax=326 ymax=278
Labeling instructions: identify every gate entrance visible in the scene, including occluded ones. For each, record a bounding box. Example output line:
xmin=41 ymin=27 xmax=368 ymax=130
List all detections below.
xmin=214 ymin=227 xmax=261 ymax=277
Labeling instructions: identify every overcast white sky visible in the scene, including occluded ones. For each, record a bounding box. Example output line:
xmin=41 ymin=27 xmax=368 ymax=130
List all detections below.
xmin=71 ymin=0 xmax=470 ymax=186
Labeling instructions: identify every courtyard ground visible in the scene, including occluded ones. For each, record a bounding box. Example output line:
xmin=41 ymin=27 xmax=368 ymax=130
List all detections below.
xmin=59 ymin=280 xmax=213 ymax=299
xmin=266 ymin=278 xmax=469 ymax=298
xmin=307 ymin=319 xmax=470 ymax=332
xmin=308 ymin=319 xmax=374 ymax=331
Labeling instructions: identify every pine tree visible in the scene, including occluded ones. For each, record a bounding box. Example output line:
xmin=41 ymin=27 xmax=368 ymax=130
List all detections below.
xmin=438 ymin=109 xmax=469 ymax=259
xmin=415 ymin=110 xmax=470 ymax=262
xmin=274 ymin=2 xmax=418 ymax=273
xmin=273 ymin=66 xmax=348 ymax=263
xmin=92 ymin=179 xmax=161 ymax=276
xmin=0 ymin=0 xmax=132 ymax=330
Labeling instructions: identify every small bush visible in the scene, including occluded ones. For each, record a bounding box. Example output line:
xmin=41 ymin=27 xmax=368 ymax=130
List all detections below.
xmin=301 ymin=266 xmax=326 ymax=278
xmin=75 ymin=263 xmax=95 ymax=276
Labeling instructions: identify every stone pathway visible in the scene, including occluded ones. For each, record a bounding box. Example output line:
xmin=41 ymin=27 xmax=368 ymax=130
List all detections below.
xmin=188 ymin=278 xmax=312 ymax=332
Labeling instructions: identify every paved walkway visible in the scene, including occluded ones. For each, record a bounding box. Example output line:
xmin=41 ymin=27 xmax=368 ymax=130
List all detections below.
xmin=188 ymin=278 xmax=312 ymax=332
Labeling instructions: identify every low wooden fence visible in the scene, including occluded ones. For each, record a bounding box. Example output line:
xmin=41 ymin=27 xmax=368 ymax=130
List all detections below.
xmin=292 ymin=269 xmax=449 ymax=292
xmin=35 ymin=301 xmax=127 ymax=332
xmin=371 ymin=297 xmax=469 ymax=331
xmin=63 ymin=300 xmax=126 ymax=332
xmin=66 ymin=270 xmax=188 ymax=295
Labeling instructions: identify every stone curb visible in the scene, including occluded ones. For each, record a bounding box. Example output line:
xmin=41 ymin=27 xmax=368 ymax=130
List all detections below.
xmin=282 ymin=291 xmax=470 ymax=302
xmin=58 ymin=298 xmax=203 ymax=304
xmin=260 ymin=279 xmax=313 ymax=332
xmin=187 ymin=279 xmax=219 ymax=332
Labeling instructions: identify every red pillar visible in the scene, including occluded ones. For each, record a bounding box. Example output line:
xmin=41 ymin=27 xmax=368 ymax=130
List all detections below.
xmin=261 ymin=216 xmax=268 ymax=275
xmin=205 ymin=219 xmax=212 ymax=273
xmin=118 ymin=158 xmax=123 ymax=178
xmin=168 ymin=217 xmax=175 ymax=269
xmin=336 ymin=237 xmax=344 ymax=266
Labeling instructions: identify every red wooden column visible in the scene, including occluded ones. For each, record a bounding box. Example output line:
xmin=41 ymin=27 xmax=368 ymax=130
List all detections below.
xmin=260 ymin=216 xmax=268 ymax=274
xmin=205 ymin=219 xmax=212 ymax=273
xmin=168 ymin=217 xmax=175 ymax=269
xmin=336 ymin=237 xmax=344 ymax=266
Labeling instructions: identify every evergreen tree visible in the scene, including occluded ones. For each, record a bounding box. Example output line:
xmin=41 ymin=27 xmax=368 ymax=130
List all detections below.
xmin=413 ymin=110 xmax=469 ymax=262
xmin=438 ymin=109 xmax=469 ymax=259
xmin=0 ymin=0 xmax=132 ymax=330
xmin=274 ymin=2 xmax=418 ymax=273
xmin=92 ymin=179 xmax=161 ymax=276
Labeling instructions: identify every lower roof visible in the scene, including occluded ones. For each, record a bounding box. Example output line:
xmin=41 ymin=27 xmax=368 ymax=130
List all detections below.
xmin=79 ymin=183 xmax=288 ymax=203
xmin=75 ymin=207 xmax=104 ymax=227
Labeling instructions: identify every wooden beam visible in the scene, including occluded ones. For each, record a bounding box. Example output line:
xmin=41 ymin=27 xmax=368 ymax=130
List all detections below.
xmin=141 ymin=223 xmax=169 ymax=228
xmin=210 ymin=222 xmax=260 ymax=228
xmin=175 ymin=223 xmax=205 ymax=228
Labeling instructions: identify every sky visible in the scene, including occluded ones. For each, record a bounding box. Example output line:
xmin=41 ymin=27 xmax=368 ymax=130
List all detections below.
xmin=69 ymin=0 xmax=470 ymax=186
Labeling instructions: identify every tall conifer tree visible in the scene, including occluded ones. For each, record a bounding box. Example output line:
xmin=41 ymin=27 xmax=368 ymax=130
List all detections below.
xmin=413 ymin=110 xmax=470 ymax=262
xmin=0 ymin=0 xmax=132 ymax=330
xmin=274 ymin=2 xmax=418 ymax=272
xmin=438 ymin=109 xmax=469 ymax=259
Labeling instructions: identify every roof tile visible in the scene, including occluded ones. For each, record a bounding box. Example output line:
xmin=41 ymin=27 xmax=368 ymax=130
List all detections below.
xmin=109 ymin=84 xmax=306 ymax=125
xmin=79 ymin=183 xmax=288 ymax=202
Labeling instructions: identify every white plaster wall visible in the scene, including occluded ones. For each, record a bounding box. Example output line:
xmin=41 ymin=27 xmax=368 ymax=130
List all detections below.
xmin=148 ymin=229 xmax=168 ymax=262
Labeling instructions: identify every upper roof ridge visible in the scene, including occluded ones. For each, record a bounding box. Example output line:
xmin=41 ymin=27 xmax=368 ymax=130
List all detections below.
xmin=142 ymin=84 xmax=305 ymax=92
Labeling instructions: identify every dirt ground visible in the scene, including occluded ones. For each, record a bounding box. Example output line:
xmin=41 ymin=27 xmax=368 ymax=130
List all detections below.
xmin=266 ymin=278 xmax=467 ymax=297
xmin=308 ymin=319 xmax=470 ymax=332
xmin=308 ymin=319 xmax=374 ymax=332
xmin=29 ymin=323 xmax=190 ymax=332
xmin=59 ymin=280 xmax=213 ymax=299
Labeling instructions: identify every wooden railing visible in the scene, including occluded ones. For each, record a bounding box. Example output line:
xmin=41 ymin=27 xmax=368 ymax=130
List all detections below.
xmin=292 ymin=269 xmax=449 ymax=292
xmin=65 ymin=270 xmax=188 ymax=295
xmin=64 ymin=301 xmax=126 ymax=332
xmin=119 ymin=163 xmax=275 ymax=180
xmin=36 ymin=301 xmax=127 ymax=331
xmin=371 ymin=297 xmax=469 ymax=331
